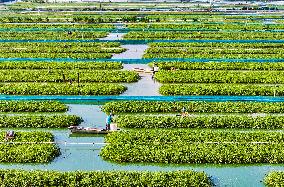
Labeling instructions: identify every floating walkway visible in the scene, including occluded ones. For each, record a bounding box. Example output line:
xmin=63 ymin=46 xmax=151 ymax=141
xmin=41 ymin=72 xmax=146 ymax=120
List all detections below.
xmin=1 ymin=28 xmax=283 ymax=33
xmin=1 ymin=39 xmax=284 ymax=43
xmin=0 ymin=95 xmax=284 ymax=102
xmin=1 ymin=58 xmax=284 ymax=63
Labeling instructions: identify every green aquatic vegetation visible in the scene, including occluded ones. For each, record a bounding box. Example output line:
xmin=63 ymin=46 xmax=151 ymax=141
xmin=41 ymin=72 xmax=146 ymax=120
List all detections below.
xmin=0 ymin=131 xmax=59 ymax=163
xmin=0 ymin=61 xmax=123 ymax=70
xmin=0 ymin=101 xmax=67 ymax=112
xmin=126 ymin=23 xmax=284 ymax=30
xmin=264 ymin=171 xmax=284 ymax=187
xmin=115 ymin=115 xmax=284 ymax=129
xmin=154 ymin=70 xmax=284 ymax=84
xmin=0 ymin=115 xmax=82 ymax=128
xmin=103 ymin=101 xmax=284 ymax=113
xmin=101 ymin=129 xmax=284 ymax=164
xmin=0 ymin=31 xmax=108 ymax=40
xmin=0 ymin=23 xmax=115 ymax=29
xmin=0 ymin=83 xmax=127 ymax=95
xmin=144 ymin=42 xmax=284 ymax=59
xmin=0 ymin=169 xmax=212 ymax=187
xmin=0 ymin=69 xmax=139 ymax=83
xmin=124 ymin=31 xmax=284 ymax=40
xmin=151 ymin=61 xmax=284 ymax=71
xmin=159 ymin=84 xmax=284 ymax=96
xmin=0 ymin=42 xmax=125 ymax=59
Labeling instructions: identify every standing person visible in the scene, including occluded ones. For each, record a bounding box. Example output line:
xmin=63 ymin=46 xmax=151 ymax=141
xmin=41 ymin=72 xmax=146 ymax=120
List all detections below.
xmin=153 ymin=63 xmax=159 ymax=75
xmin=152 ymin=63 xmax=159 ymax=81
xmin=105 ymin=113 xmax=113 ymax=130
xmin=181 ymin=107 xmax=188 ymax=117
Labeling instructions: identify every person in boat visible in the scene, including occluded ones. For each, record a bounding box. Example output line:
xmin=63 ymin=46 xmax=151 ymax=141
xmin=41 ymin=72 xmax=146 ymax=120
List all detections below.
xmin=105 ymin=113 xmax=114 ymax=130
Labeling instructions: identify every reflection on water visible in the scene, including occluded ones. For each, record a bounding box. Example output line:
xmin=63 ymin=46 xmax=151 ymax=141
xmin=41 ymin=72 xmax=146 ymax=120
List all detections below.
xmin=66 ymin=104 xmax=106 ymax=128
xmin=122 ymin=64 xmax=161 ymax=96
xmin=99 ymin=33 xmax=125 ymax=40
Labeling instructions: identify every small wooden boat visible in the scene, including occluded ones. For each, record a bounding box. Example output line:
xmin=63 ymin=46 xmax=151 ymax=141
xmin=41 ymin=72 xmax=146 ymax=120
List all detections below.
xmin=68 ymin=126 xmax=110 ymax=134
xmin=133 ymin=68 xmax=145 ymax=72
xmin=133 ymin=67 xmax=154 ymax=74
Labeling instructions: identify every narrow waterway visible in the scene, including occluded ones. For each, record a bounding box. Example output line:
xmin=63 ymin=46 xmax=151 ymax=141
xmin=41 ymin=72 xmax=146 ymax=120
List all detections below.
xmin=66 ymin=104 xmax=107 ymax=128
xmin=99 ymin=33 xmax=125 ymax=40
xmin=122 ymin=64 xmax=161 ymax=96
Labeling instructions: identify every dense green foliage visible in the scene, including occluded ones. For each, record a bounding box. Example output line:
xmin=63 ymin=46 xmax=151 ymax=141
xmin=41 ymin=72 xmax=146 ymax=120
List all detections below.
xmin=0 ymin=69 xmax=139 ymax=83
xmin=124 ymin=31 xmax=283 ymax=40
xmin=154 ymin=70 xmax=284 ymax=84
xmin=0 ymin=13 xmax=142 ymax=23
xmin=0 ymin=31 xmax=108 ymax=40
xmin=0 ymin=101 xmax=67 ymax=112
xmin=159 ymin=84 xmax=284 ymax=96
xmin=151 ymin=61 xmax=284 ymax=71
xmin=0 ymin=24 xmax=115 ymax=29
xmin=0 ymin=131 xmax=59 ymax=163
xmin=101 ymin=129 xmax=284 ymax=164
xmin=127 ymin=23 xmax=284 ymax=31
xmin=103 ymin=101 xmax=284 ymax=113
xmin=0 ymin=115 xmax=82 ymax=128
xmin=0 ymin=169 xmax=212 ymax=187
xmin=2 ymin=6 xmax=282 ymax=23
xmin=0 ymin=42 xmax=125 ymax=59
xmin=264 ymin=171 xmax=284 ymax=187
xmin=115 ymin=115 xmax=284 ymax=129
xmin=0 ymin=61 xmax=123 ymax=70
xmin=0 ymin=83 xmax=126 ymax=95
xmin=144 ymin=42 xmax=284 ymax=59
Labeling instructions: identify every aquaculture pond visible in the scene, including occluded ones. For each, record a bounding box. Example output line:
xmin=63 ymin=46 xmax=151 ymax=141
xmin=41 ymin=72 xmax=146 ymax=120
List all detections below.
xmin=0 ymin=104 xmax=282 ymax=187
xmin=1 ymin=4 xmax=284 ymax=186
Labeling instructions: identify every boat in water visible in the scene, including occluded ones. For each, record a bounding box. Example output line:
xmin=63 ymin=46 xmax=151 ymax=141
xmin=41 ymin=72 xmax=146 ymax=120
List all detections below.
xmin=68 ymin=126 xmax=112 ymax=134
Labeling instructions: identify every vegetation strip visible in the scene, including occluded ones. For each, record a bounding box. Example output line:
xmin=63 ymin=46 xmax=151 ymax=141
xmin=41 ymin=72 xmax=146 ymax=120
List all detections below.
xmin=0 ymin=70 xmax=139 ymax=83
xmin=159 ymin=84 xmax=284 ymax=96
xmin=0 ymin=42 xmax=125 ymax=59
xmin=144 ymin=42 xmax=284 ymax=59
xmin=0 ymin=115 xmax=82 ymax=128
xmin=151 ymin=62 xmax=284 ymax=71
xmin=0 ymin=83 xmax=127 ymax=95
xmin=0 ymin=131 xmax=60 ymax=163
xmin=124 ymin=31 xmax=284 ymax=40
xmin=0 ymin=101 xmax=67 ymax=112
xmin=264 ymin=171 xmax=284 ymax=187
xmin=155 ymin=70 xmax=284 ymax=84
xmin=127 ymin=23 xmax=284 ymax=31
xmin=0 ymin=170 xmax=212 ymax=187
xmin=103 ymin=101 xmax=284 ymax=113
xmin=0 ymin=31 xmax=108 ymax=40
xmin=101 ymin=129 xmax=284 ymax=164
xmin=0 ymin=24 xmax=115 ymax=29
xmin=115 ymin=115 xmax=284 ymax=129
xmin=0 ymin=61 xmax=123 ymax=70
